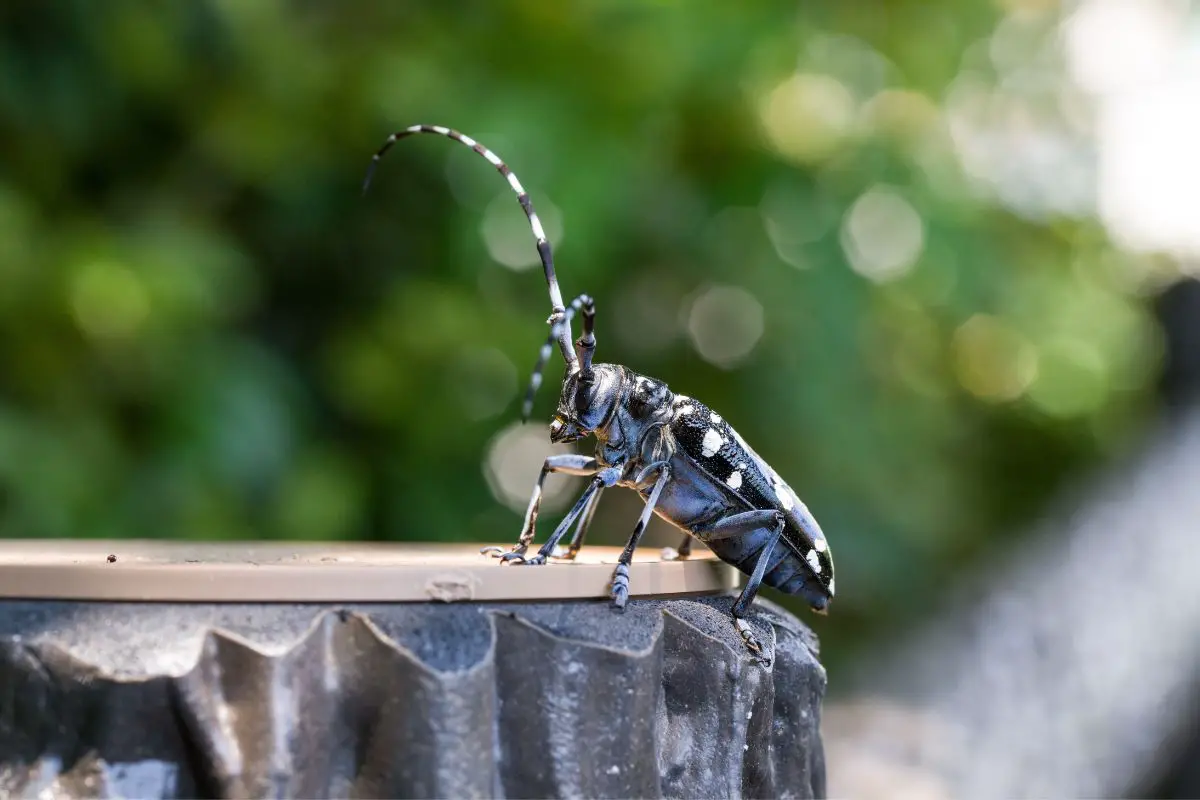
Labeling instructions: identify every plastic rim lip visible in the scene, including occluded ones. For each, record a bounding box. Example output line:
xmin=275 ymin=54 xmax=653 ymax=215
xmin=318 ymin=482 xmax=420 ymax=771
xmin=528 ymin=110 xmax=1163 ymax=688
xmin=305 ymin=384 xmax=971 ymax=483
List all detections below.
xmin=0 ymin=541 xmax=739 ymax=603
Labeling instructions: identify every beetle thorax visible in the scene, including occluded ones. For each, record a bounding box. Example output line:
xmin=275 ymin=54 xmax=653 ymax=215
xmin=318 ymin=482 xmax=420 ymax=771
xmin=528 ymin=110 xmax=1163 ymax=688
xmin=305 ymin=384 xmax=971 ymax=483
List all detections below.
xmin=595 ymin=369 xmax=678 ymax=467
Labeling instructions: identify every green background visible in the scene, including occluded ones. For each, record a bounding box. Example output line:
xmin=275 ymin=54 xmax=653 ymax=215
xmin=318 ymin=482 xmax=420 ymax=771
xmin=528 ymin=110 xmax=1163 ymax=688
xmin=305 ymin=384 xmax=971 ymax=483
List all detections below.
xmin=0 ymin=1 xmax=1163 ymax=673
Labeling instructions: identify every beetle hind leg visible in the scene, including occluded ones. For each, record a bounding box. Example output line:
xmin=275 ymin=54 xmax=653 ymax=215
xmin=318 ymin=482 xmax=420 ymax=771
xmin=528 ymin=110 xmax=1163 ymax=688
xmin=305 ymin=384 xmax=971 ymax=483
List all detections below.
xmin=715 ymin=510 xmax=785 ymax=666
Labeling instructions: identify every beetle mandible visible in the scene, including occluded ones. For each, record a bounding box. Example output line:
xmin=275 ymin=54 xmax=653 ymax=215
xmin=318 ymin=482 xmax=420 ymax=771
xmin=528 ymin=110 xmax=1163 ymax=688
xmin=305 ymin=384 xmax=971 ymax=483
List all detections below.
xmin=363 ymin=125 xmax=834 ymax=661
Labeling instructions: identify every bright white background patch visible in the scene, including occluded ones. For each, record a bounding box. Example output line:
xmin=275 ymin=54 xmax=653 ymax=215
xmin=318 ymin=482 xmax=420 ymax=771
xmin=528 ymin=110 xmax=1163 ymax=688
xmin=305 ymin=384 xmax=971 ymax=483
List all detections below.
xmin=685 ymin=284 xmax=765 ymax=368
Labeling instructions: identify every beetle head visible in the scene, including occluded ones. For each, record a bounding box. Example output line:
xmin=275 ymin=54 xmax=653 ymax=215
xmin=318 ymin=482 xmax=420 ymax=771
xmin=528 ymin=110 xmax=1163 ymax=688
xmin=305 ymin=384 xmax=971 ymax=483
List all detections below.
xmin=549 ymin=364 xmax=621 ymax=443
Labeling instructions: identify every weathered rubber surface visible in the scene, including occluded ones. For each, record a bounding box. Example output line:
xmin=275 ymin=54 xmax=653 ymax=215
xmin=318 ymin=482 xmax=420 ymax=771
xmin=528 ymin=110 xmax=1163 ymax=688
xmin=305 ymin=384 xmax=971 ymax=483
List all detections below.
xmin=0 ymin=596 xmax=825 ymax=799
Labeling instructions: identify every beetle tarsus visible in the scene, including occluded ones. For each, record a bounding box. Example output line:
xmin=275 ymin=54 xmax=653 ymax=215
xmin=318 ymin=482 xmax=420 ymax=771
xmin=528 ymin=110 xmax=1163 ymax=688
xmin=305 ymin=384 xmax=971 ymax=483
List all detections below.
xmin=496 ymin=548 xmax=535 ymax=565
xmin=609 ymin=563 xmax=631 ymax=609
xmin=734 ymin=618 xmax=771 ymax=666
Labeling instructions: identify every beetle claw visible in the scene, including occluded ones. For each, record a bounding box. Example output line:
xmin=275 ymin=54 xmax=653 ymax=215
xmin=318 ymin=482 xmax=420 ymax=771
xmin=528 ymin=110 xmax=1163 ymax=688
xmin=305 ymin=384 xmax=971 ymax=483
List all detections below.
xmin=734 ymin=618 xmax=771 ymax=667
xmin=495 ymin=545 xmax=530 ymax=563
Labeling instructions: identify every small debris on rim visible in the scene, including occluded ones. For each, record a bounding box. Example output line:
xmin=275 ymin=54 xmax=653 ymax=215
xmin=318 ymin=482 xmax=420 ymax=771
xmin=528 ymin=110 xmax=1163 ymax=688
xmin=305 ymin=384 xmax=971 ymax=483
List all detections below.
xmin=106 ymin=554 xmax=117 ymax=563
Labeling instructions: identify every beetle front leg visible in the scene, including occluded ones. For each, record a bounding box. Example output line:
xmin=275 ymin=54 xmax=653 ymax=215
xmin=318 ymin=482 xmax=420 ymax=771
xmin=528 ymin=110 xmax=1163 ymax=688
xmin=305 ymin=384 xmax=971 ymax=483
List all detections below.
xmin=524 ymin=466 xmax=621 ymax=564
xmin=549 ymin=485 xmax=604 ymax=560
xmin=481 ymin=454 xmax=599 ymax=563
xmin=610 ymin=466 xmax=671 ymax=610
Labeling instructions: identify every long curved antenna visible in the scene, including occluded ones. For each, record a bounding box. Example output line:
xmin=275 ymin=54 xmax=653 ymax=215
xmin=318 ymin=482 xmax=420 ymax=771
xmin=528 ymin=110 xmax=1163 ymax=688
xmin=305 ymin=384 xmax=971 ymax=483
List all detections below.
xmin=363 ymin=124 xmax=577 ymax=371
xmin=522 ymin=293 xmax=594 ymax=421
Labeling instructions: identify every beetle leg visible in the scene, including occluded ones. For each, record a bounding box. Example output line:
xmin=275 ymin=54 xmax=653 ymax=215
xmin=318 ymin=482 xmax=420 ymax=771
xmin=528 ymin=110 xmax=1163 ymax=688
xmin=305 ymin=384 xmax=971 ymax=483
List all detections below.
xmin=551 ymin=485 xmax=604 ymax=560
xmin=661 ymin=533 xmax=694 ymax=561
xmin=483 ymin=454 xmax=599 ymax=563
xmin=699 ymin=509 xmax=784 ymax=543
xmin=610 ymin=466 xmax=671 ymax=610
xmin=529 ymin=467 xmax=621 ymax=563
xmin=730 ymin=515 xmax=784 ymax=618
xmin=676 ymin=534 xmax=693 ymax=558
xmin=730 ymin=513 xmax=785 ymax=666
xmin=694 ymin=509 xmax=785 ymax=665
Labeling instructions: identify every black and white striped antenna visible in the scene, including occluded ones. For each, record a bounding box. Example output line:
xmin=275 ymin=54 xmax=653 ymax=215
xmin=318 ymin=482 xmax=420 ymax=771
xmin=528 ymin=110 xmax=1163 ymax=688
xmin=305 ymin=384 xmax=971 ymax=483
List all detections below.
xmin=363 ymin=124 xmax=578 ymax=374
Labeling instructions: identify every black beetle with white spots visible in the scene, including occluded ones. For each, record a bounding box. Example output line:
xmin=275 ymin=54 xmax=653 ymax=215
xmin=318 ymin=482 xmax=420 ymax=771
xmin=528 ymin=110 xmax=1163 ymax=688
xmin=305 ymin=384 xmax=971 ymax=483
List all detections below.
xmin=364 ymin=124 xmax=835 ymax=664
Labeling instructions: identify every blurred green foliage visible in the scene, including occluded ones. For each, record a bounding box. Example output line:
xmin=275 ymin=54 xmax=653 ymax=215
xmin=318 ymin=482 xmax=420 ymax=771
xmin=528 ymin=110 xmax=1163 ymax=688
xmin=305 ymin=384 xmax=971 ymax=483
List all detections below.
xmin=0 ymin=1 xmax=1166 ymax=663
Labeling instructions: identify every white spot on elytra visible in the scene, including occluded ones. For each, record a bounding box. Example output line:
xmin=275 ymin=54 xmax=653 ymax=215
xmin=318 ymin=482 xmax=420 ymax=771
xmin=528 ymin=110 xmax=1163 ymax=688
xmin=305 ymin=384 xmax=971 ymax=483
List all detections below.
xmin=701 ymin=428 xmax=724 ymax=457
xmin=828 ymin=578 xmax=835 ymax=596
xmin=606 ymin=765 xmax=620 ymax=775
xmin=727 ymin=470 xmax=743 ymax=490
xmin=678 ymin=404 xmax=694 ymax=416
xmin=770 ymin=471 xmax=795 ymax=510
xmin=813 ymin=538 xmax=826 ymax=553
xmin=711 ymin=411 xmax=723 ymax=424
xmin=806 ymin=550 xmax=821 ymax=573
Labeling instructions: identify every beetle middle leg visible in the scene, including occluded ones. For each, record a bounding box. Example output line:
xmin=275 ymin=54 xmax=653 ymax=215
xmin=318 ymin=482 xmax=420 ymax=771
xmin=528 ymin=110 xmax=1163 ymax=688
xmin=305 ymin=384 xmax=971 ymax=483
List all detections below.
xmin=481 ymin=454 xmax=599 ymax=563
xmin=609 ymin=465 xmax=671 ymax=610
